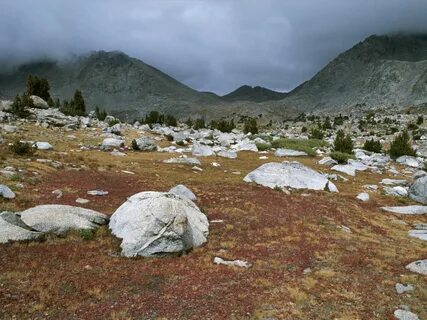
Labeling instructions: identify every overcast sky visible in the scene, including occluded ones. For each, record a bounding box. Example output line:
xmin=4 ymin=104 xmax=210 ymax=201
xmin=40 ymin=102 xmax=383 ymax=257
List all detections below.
xmin=1 ymin=0 xmax=427 ymax=94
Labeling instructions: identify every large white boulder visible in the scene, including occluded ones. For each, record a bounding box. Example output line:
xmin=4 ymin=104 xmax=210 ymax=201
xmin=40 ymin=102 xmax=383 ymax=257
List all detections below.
xmin=101 ymin=138 xmax=124 ymax=150
xmin=243 ymin=161 xmax=337 ymax=192
xmin=331 ymin=164 xmax=356 ymax=176
xmin=409 ymin=176 xmax=427 ymax=204
xmin=20 ymin=205 xmax=109 ymax=234
xmin=136 ymin=136 xmax=157 ymax=151
xmin=109 ymin=192 xmax=209 ymax=257
xmin=30 ymin=95 xmax=49 ymax=109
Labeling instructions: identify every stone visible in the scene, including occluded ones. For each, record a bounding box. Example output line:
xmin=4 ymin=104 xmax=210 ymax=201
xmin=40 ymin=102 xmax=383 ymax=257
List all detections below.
xmin=0 ymin=212 xmax=42 ymax=243
xmin=408 ymin=229 xmax=427 ymax=241
xmin=217 ymin=150 xmax=237 ymax=159
xmin=331 ymin=164 xmax=356 ymax=176
xmin=213 ymin=257 xmax=252 ymax=268
xmin=163 ymin=157 xmax=201 ymax=165
xmin=384 ymin=186 xmax=408 ymax=197
xmin=318 ymin=157 xmax=338 ymax=166
xmin=409 ymin=176 xmax=427 ymax=204
xmin=136 ymin=137 xmax=157 ymax=151
xmin=406 ymin=259 xmax=427 ymax=275
xmin=244 ymin=161 xmax=336 ymax=191
xmin=87 ymin=190 xmax=109 ymax=196
xmin=394 ymin=309 xmax=419 ymax=320
xmin=192 ymin=144 xmax=214 ymax=157
xmin=381 ymin=179 xmax=408 ymax=186
xmin=20 ymin=204 xmax=109 ymax=234
xmin=109 ymin=192 xmax=209 ymax=257
xmin=52 ymin=189 xmax=63 ymax=199
xmin=348 ymin=159 xmax=368 ymax=171
xmin=356 ymin=192 xmax=370 ymax=201
xmin=231 ymin=138 xmax=258 ymax=152
xmin=0 ymin=184 xmax=15 ymax=199
xmin=34 ymin=141 xmax=53 ymax=150
xmin=169 ymin=184 xmax=197 ymax=201
xmin=100 ymin=138 xmax=124 ymax=150
xmin=111 ymin=150 xmax=127 ymax=156
xmin=381 ymin=206 xmax=427 ymax=215
xmin=76 ymin=198 xmax=90 ymax=204
xmin=395 ymin=283 xmax=415 ymax=294
xmin=2 ymin=125 xmax=17 ymax=133
xmin=30 ymin=95 xmax=49 ymax=109
xmin=396 ymin=156 xmax=421 ymax=168
xmin=274 ymin=149 xmax=308 ymax=157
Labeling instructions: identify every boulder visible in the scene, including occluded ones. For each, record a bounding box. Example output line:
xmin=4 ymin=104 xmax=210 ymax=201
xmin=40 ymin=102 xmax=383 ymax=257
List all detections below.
xmin=409 ymin=176 xmax=427 ymax=204
xmin=356 ymin=192 xmax=370 ymax=202
xmin=381 ymin=206 xmax=427 ymax=215
xmin=2 ymin=125 xmax=17 ymax=133
xmin=331 ymin=164 xmax=356 ymax=176
xmin=109 ymin=192 xmax=209 ymax=257
xmin=408 ymin=229 xmax=427 ymax=241
xmin=394 ymin=309 xmax=420 ymax=320
xmin=20 ymin=205 xmax=109 ymax=234
xmin=169 ymin=184 xmax=197 ymax=201
xmin=231 ymin=138 xmax=258 ymax=152
xmin=381 ymin=179 xmax=408 ymax=186
xmin=213 ymin=257 xmax=252 ymax=268
xmin=192 ymin=144 xmax=214 ymax=157
xmin=244 ymin=161 xmax=337 ymax=192
xmin=0 ymin=184 xmax=15 ymax=199
xmin=34 ymin=141 xmax=53 ymax=150
xmin=217 ymin=150 xmax=237 ymax=159
xmin=0 ymin=212 xmax=42 ymax=243
xmin=136 ymin=136 xmax=157 ymax=151
xmin=274 ymin=149 xmax=308 ymax=157
xmin=100 ymin=138 xmax=124 ymax=150
xmin=163 ymin=157 xmax=201 ymax=165
xmin=406 ymin=259 xmax=427 ymax=275
xmin=318 ymin=157 xmax=338 ymax=166
xmin=396 ymin=156 xmax=421 ymax=168
xmin=30 ymin=95 xmax=49 ymax=109
xmin=384 ymin=186 xmax=408 ymax=197
xmin=395 ymin=283 xmax=414 ymax=294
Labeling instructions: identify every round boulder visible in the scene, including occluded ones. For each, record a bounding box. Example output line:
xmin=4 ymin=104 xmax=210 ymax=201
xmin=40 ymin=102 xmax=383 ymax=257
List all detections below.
xmin=109 ymin=192 xmax=209 ymax=257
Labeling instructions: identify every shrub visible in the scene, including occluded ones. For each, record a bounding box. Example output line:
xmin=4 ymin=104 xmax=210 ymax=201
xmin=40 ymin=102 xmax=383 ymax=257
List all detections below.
xmin=194 ymin=118 xmax=206 ymax=130
xmin=330 ymin=151 xmax=354 ymax=164
xmin=210 ymin=119 xmax=235 ymax=133
xmin=301 ymin=126 xmax=307 ymax=133
xmin=131 ymin=139 xmax=139 ymax=151
xmin=407 ymin=123 xmax=418 ymax=131
xmin=243 ymin=118 xmax=258 ymax=134
xmin=309 ymin=128 xmax=324 ymax=140
xmin=10 ymin=140 xmax=35 ymax=156
xmin=363 ymin=138 xmax=382 ymax=153
xmin=417 ymin=116 xmax=424 ymax=125
xmin=176 ymin=140 xmax=186 ymax=146
xmin=60 ymin=90 xmax=87 ymax=116
xmin=79 ymin=229 xmax=94 ymax=241
xmin=95 ymin=106 xmax=107 ymax=121
xmin=255 ymin=142 xmax=271 ymax=151
xmin=165 ymin=115 xmax=177 ymax=127
xmin=334 ymin=130 xmax=353 ymax=154
xmin=271 ymin=138 xmax=326 ymax=156
xmin=185 ymin=117 xmax=193 ymax=128
xmin=26 ymin=74 xmax=51 ymax=101
xmin=322 ymin=117 xmax=332 ymax=130
xmin=9 ymin=94 xmax=31 ymax=118
xmin=389 ymin=130 xmax=415 ymax=158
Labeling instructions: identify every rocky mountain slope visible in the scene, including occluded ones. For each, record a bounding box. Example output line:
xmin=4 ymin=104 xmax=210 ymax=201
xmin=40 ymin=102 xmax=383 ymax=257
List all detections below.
xmin=222 ymin=85 xmax=288 ymax=102
xmin=279 ymin=34 xmax=427 ymax=112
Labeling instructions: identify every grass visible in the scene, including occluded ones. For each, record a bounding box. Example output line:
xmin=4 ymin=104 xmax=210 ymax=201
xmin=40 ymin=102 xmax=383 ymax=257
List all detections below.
xmin=330 ymin=151 xmax=355 ymax=164
xmin=255 ymin=142 xmax=271 ymax=151
xmin=271 ymin=138 xmax=327 ymax=156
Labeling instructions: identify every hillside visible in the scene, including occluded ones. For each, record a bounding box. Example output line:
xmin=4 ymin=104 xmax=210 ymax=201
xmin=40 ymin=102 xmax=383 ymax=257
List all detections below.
xmin=279 ymin=34 xmax=427 ymax=112
xmin=0 ymin=51 xmax=226 ymax=120
xmin=222 ymin=85 xmax=288 ymax=102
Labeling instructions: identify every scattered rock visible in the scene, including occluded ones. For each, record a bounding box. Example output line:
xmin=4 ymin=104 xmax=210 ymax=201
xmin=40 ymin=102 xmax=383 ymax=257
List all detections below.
xmin=394 ymin=309 xmax=419 ymax=320
xmin=52 ymin=189 xmax=63 ymax=199
xmin=100 ymin=138 xmax=124 ymax=150
xmin=381 ymin=179 xmax=408 ymax=186
xmin=408 ymin=229 xmax=427 ymax=241
xmin=406 ymin=259 xmax=427 ymax=275
xmin=381 ymin=206 xmax=427 ymax=215
xmin=409 ymin=176 xmax=427 ymax=204
xmin=384 ymin=186 xmax=408 ymax=197
xmin=356 ymin=192 xmax=370 ymax=202
xmin=192 ymin=144 xmax=214 ymax=157
xmin=318 ymin=157 xmax=338 ymax=166
xmin=217 ymin=150 xmax=237 ymax=159
xmin=213 ymin=257 xmax=252 ymax=268
xmin=331 ymin=164 xmax=356 ymax=176
xmin=34 ymin=141 xmax=53 ymax=150
xmin=109 ymin=192 xmax=209 ymax=257
xmin=76 ymin=198 xmax=90 ymax=204
xmin=169 ymin=184 xmax=197 ymax=201
xmin=395 ymin=283 xmax=415 ymax=294
xmin=136 ymin=136 xmax=157 ymax=151
xmin=87 ymin=190 xmax=109 ymax=196
xmin=0 ymin=184 xmax=15 ymax=199
xmin=396 ymin=156 xmax=421 ymax=168
xmin=164 ymin=157 xmax=201 ymax=165
xmin=0 ymin=212 xmax=42 ymax=243
xmin=20 ymin=205 xmax=108 ymax=234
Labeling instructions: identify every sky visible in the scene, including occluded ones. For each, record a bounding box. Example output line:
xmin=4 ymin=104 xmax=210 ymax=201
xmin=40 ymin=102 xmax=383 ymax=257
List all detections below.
xmin=0 ymin=0 xmax=427 ymax=94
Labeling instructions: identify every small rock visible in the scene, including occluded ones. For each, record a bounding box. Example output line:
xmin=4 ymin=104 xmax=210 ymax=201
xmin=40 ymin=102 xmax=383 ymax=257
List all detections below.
xmin=76 ymin=198 xmax=90 ymax=204
xmin=395 ymin=283 xmax=415 ymax=294
xmin=393 ymin=309 xmax=419 ymax=320
xmin=0 ymin=184 xmax=15 ymax=199
xmin=87 ymin=190 xmax=109 ymax=196
xmin=406 ymin=259 xmax=427 ymax=275
xmin=356 ymin=192 xmax=369 ymax=202
xmin=213 ymin=257 xmax=252 ymax=268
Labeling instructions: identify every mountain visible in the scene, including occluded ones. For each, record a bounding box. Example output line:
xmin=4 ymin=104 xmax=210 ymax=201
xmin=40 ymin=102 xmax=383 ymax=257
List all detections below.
xmin=223 ymin=85 xmax=288 ymax=102
xmin=279 ymin=33 xmax=427 ymax=112
xmin=0 ymin=51 xmax=227 ymax=120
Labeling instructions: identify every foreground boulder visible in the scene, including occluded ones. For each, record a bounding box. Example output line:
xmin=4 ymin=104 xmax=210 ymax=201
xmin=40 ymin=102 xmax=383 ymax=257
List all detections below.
xmin=109 ymin=192 xmax=209 ymax=257
xmin=20 ymin=205 xmax=109 ymax=234
xmin=244 ymin=161 xmax=337 ymax=192
xmin=409 ymin=176 xmax=427 ymax=204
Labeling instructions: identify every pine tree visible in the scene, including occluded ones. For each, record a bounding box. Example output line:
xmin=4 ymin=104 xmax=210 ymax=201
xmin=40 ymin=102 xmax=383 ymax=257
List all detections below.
xmin=389 ymin=130 xmax=415 ymax=158
xmin=334 ymin=130 xmax=353 ymax=154
xmin=73 ymin=90 xmax=86 ymax=115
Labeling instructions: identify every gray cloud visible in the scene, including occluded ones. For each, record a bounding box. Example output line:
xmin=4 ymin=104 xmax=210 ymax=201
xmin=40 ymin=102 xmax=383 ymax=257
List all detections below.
xmin=1 ymin=0 xmax=426 ymax=94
